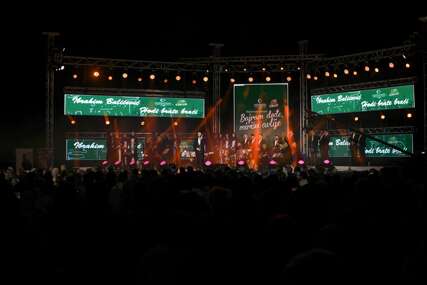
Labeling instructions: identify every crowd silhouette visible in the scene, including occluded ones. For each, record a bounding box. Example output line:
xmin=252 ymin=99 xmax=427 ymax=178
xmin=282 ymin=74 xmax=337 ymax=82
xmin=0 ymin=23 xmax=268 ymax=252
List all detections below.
xmin=1 ymin=160 xmax=425 ymax=284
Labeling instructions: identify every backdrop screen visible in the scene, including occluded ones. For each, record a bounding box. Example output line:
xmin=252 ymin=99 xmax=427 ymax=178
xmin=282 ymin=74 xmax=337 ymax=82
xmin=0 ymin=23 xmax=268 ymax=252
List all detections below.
xmin=328 ymin=133 xmax=413 ymax=157
xmin=64 ymin=94 xmax=205 ymax=118
xmin=66 ymin=139 xmax=107 ymax=161
xmin=234 ymin=83 xmax=289 ymax=143
xmin=311 ymin=84 xmax=415 ymax=115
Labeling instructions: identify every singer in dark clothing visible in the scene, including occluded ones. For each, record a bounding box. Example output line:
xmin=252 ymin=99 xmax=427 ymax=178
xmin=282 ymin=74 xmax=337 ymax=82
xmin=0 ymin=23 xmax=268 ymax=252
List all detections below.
xmin=193 ymin=131 xmax=206 ymax=168
xmin=319 ymin=130 xmax=330 ymax=161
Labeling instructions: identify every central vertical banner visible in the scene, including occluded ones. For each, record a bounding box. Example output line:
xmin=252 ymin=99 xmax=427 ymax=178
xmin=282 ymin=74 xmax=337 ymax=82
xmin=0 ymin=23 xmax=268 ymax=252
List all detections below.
xmin=234 ymin=83 xmax=289 ymax=143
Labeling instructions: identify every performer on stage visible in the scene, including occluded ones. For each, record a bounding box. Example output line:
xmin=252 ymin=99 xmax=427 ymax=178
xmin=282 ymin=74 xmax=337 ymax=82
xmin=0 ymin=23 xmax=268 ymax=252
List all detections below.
xmin=230 ymin=133 xmax=236 ymax=165
xmin=223 ymin=133 xmax=230 ymax=165
xmin=122 ymin=134 xmax=131 ymax=167
xmin=350 ymin=128 xmax=366 ymax=165
xmin=129 ymin=131 xmax=136 ymax=166
xmin=308 ymin=129 xmax=320 ymax=164
xmin=193 ymin=131 xmax=206 ymax=168
xmin=161 ymin=134 xmax=173 ymax=162
xmin=110 ymin=132 xmax=122 ymax=165
xmin=358 ymin=128 xmax=366 ymax=164
xmin=319 ymin=130 xmax=330 ymax=162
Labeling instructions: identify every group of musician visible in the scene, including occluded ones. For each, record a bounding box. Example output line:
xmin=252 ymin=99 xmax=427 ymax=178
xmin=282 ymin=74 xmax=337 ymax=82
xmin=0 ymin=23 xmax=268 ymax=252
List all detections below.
xmin=211 ymin=132 xmax=293 ymax=168
xmin=107 ymin=131 xmax=296 ymax=168
xmin=307 ymin=128 xmax=366 ymax=165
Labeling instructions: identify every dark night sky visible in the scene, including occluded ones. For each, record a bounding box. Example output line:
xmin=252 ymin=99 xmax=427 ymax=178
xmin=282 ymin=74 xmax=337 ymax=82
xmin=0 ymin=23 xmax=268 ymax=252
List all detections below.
xmin=0 ymin=9 xmax=425 ymax=163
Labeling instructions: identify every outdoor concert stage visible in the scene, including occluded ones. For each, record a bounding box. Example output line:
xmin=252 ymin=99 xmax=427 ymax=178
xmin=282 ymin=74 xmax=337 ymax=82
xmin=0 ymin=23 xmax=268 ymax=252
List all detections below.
xmin=43 ymin=44 xmax=421 ymax=169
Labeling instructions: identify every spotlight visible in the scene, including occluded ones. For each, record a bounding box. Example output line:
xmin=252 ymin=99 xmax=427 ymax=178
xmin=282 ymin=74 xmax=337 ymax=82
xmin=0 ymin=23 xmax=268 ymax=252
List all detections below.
xmin=364 ymin=65 xmax=370 ymax=72
xmin=406 ymin=112 xmax=412 ymax=118
xmin=380 ymin=114 xmax=386 ymax=120
xmin=175 ymin=75 xmax=182 ymax=81
xmin=129 ymin=159 xmax=136 ymax=166
xmin=280 ymin=66 xmax=284 ymax=71
xmin=140 ymin=121 xmax=145 ymax=126
xmin=286 ymin=76 xmax=292 ymax=82
xmin=269 ymin=160 xmax=278 ymax=166
xmin=389 ymin=62 xmax=395 ymax=68
xmin=105 ymin=120 xmax=111 ymax=125
xmin=204 ymin=160 xmax=213 ymax=167
xmin=122 ymin=72 xmax=128 ymax=79
xmin=354 ymin=116 xmax=359 ymax=122
xmin=159 ymin=160 xmax=167 ymax=166
xmin=203 ymin=76 xmax=209 ymax=82
xmin=306 ymin=74 xmax=312 ymax=79
xmin=163 ymin=78 xmax=169 ymax=84
xmin=192 ymin=79 xmax=197 ymax=85
xmin=243 ymin=68 xmax=247 ymax=72
xmin=344 ymin=69 xmax=349 ymax=75
xmin=70 ymin=119 xmax=76 ymax=125
xmin=60 ymin=65 xmax=65 ymax=70
xmin=262 ymin=67 xmax=266 ymax=71
xmin=230 ymin=77 xmax=236 ymax=83
xmin=402 ymin=54 xmax=407 ymax=59
xmin=405 ymin=63 xmax=411 ymax=68
xmin=108 ymin=75 xmax=113 ymax=81
xmin=93 ymin=71 xmax=100 ymax=77
xmin=143 ymin=160 xmax=150 ymax=166
xmin=265 ymin=76 xmax=271 ymax=82
xmin=323 ymin=159 xmax=331 ymax=165
xmin=353 ymin=71 xmax=358 ymax=76
xmin=114 ymin=160 xmax=121 ymax=166
xmin=102 ymin=160 xmax=109 ymax=166
xmin=248 ymin=76 xmax=254 ymax=83
xmin=149 ymin=74 xmax=156 ymax=80
xmin=297 ymin=159 xmax=305 ymax=165
xmin=325 ymin=71 xmax=330 ymax=77
xmin=173 ymin=121 xmax=178 ymax=126
xmin=72 ymin=74 xmax=78 ymax=79
xmin=313 ymin=76 xmax=318 ymax=81
xmin=374 ymin=67 xmax=379 ymax=73
xmin=237 ymin=160 xmax=246 ymax=166
xmin=333 ymin=73 xmax=338 ymax=78
xmin=137 ymin=77 xmax=142 ymax=82
xmin=224 ymin=68 xmax=229 ymax=72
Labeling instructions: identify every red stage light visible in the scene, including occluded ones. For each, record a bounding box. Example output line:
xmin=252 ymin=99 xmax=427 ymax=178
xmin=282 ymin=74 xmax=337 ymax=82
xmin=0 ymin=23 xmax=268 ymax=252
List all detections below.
xmin=237 ymin=160 xmax=246 ymax=166
xmin=204 ymin=160 xmax=212 ymax=166
xmin=269 ymin=160 xmax=278 ymax=165
xmin=160 ymin=160 xmax=167 ymax=166
xmin=297 ymin=159 xmax=305 ymax=165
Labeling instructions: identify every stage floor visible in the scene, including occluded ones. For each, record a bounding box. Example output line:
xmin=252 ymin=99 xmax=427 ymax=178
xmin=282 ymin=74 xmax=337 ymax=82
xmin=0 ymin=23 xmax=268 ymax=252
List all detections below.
xmin=334 ymin=166 xmax=383 ymax=172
